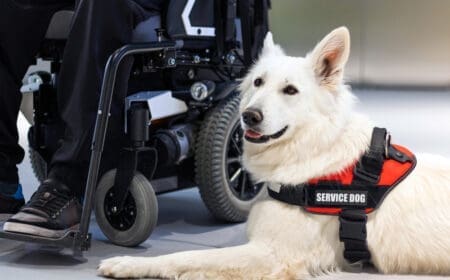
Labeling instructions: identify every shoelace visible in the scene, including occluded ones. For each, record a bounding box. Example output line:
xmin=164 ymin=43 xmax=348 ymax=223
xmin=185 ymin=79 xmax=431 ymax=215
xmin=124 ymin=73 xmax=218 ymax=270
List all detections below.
xmin=27 ymin=182 xmax=73 ymax=218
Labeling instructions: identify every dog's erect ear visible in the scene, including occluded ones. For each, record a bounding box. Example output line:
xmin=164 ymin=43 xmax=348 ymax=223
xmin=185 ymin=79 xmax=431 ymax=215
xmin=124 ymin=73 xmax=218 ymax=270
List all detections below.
xmin=309 ymin=27 xmax=350 ymax=91
xmin=260 ymin=32 xmax=285 ymax=57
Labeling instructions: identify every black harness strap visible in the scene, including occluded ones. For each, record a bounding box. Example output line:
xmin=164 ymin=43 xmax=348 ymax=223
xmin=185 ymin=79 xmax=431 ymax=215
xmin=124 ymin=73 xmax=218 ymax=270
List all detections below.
xmin=268 ymin=183 xmax=393 ymax=209
xmin=352 ymin=127 xmax=386 ymax=185
xmin=341 ymin=127 xmax=387 ymax=264
xmin=268 ymin=186 xmax=373 ymax=264
xmin=267 ymin=185 xmax=307 ymax=207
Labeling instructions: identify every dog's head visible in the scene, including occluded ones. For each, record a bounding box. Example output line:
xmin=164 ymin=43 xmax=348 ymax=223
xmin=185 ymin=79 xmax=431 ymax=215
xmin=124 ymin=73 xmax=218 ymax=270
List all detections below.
xmin=239 ymin=27 xmax=354 ymax=147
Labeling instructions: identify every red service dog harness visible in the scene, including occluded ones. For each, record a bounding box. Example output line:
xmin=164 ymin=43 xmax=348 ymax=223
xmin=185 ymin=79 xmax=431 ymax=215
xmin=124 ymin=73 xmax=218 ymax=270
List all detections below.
xmin=268 ymin=127 xmax=416 ymax=264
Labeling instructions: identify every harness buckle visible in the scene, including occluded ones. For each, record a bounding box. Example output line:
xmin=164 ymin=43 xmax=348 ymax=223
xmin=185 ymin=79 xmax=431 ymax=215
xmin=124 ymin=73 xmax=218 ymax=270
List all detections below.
xmin=339 ymin=211 xmax=367 ymax=241
xmin=339 ymin=209 xmax=371 ymax=264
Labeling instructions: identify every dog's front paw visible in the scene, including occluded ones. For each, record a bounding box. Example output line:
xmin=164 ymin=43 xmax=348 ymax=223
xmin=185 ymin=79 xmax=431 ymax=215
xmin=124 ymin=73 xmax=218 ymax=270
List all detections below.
xmin=98 ymin=256 xmax=149 ymax=279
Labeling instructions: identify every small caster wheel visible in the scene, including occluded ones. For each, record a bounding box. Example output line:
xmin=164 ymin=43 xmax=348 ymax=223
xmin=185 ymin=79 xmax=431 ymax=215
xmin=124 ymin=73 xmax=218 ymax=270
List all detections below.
xmin=94 ymin=169 xmax=158 ymax=247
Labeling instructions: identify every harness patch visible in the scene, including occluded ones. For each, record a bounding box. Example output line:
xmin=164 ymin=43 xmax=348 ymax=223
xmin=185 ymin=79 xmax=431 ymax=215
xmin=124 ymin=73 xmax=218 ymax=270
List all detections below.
xmin=315 ymin=190 xmax=367 ymax=206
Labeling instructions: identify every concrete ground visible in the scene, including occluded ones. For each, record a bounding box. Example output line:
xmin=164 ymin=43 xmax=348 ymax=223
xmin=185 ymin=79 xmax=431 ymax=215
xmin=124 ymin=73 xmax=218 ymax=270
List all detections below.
xmin=0 ymin=89 xmax=449 ymax=279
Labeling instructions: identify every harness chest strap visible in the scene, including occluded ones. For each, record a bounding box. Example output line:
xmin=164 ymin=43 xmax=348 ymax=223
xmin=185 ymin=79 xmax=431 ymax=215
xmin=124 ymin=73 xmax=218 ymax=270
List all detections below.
xmin=267 ymin=127 xmax=416 ymax=264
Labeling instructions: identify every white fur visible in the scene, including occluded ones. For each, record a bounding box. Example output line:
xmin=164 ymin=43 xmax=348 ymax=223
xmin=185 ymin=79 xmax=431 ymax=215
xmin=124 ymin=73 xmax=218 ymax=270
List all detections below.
xmin=98 ymin=27 xmax=450 ymax=279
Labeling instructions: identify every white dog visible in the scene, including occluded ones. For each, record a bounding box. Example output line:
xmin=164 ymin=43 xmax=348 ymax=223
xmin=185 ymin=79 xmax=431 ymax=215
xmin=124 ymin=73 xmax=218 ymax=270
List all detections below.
xmin=98 ymin=27 xmax=450 ymax=279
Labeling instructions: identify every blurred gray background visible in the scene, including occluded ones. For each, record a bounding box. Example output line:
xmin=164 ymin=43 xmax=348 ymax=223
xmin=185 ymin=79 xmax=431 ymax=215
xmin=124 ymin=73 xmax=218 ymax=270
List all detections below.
xmin=1 ymin=1 xmax=449 ymax=280
xmin=270 ymin=0 xmax=450 ymax=87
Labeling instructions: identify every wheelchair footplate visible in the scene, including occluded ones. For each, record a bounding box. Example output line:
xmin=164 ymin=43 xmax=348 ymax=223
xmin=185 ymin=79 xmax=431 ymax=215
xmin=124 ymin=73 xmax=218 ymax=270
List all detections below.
xmin=0 ymin=222 xmax=91 ymax=257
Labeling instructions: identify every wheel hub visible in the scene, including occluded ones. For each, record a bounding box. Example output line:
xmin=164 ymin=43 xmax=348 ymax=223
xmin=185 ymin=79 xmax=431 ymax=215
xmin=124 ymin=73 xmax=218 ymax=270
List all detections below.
xmin=104 ymin=189 xmax=137 ymax=231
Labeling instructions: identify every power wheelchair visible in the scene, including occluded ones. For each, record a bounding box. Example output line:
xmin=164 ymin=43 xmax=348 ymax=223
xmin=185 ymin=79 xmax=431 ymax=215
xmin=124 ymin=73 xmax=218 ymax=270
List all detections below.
xmin=0 ymin=0 xmax=270 ymax=256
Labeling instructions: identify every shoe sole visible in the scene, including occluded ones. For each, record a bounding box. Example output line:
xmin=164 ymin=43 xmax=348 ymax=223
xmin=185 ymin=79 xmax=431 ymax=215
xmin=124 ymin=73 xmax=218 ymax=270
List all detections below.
xmin=3 ymin=222 xmax=80 ymax=239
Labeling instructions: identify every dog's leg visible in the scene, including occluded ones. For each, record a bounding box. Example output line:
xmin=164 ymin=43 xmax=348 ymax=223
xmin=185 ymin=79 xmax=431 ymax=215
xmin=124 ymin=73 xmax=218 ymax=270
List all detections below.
xmin=98 ymin=242 xmax=298 ymax=279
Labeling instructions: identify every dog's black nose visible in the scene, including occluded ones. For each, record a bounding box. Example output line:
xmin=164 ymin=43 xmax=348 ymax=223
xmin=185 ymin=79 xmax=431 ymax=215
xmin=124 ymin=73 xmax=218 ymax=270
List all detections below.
xmin=242 ymin=108 xmax=263 ymax=127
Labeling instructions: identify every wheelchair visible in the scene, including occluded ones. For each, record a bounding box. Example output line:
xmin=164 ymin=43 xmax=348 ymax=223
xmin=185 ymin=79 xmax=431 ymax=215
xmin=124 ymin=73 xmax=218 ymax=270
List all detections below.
xmin=0 ymin=0 xmax=270 ymax=256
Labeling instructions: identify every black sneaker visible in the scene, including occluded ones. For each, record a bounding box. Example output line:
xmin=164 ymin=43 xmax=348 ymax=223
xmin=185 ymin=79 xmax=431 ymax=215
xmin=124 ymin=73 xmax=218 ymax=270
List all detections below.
xmin=3 ymin=179 xmax=81 ymax=238
xmin=0 ymin=183 xmax=25 ymax=221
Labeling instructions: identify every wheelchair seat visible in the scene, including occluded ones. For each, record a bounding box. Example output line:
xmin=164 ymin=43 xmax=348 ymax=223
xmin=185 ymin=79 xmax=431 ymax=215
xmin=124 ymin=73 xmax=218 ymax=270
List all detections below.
xmin=45 ymin=10 xmax=161 ymax=42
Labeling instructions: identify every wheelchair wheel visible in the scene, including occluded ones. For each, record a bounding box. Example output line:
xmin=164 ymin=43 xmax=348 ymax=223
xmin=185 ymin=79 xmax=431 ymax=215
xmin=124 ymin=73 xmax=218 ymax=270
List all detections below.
xmin=195 ymin=93 xmax=267 ymax=222
xmin=94 ymin=169 xmax=158 ymax=247
xmin=29 ymin=147 xmax=47 ymax=183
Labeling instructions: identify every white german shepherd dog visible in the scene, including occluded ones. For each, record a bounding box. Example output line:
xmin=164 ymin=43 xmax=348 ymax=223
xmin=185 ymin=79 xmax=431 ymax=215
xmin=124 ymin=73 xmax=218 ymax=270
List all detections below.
xmin=98 ymin=27 xmax=450 ymax=279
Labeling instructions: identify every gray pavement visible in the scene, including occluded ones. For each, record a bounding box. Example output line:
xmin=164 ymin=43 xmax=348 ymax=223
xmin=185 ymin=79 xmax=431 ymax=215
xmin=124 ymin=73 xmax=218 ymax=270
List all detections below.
xmin=0 ymin=89 xmax=449 ymax=279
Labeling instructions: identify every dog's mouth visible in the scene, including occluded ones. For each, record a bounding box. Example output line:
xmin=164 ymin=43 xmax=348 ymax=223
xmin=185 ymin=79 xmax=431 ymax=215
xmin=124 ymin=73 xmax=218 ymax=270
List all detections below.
xmin=244 ymin=126 xmax=288 ymax=144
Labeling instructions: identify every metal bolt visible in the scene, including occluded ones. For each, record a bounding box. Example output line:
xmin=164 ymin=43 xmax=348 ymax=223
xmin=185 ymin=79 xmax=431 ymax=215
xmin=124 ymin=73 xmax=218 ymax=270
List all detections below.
xmin=111 ymin=206 xmax=118 ymax=213
xmin=187 ymin=69 xmax=195 ymax=79
xmin=120 ymin=223 xmax=124 ymax=228
xmin=168 ymin=58 xmax=176 ymax=65
xmin=190 ymin=82 xmax=209 ymax=101
xmin=226 ymin=53 xmax=236 ymax=64
xmin=193 ymin=55 xmax=201 ymax=64
xmin=130 ymin=211 xmax=134 ymax=216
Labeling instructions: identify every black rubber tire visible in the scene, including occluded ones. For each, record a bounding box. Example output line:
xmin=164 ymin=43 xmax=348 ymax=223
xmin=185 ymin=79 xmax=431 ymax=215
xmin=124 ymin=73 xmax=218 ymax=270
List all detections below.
xmin=195 ymin=94 xmax=267 ymax=222
xmin=94 ymin=169 xmax=158 ymax=247
xmin=29 ymin=147 xmax=47 ymax=183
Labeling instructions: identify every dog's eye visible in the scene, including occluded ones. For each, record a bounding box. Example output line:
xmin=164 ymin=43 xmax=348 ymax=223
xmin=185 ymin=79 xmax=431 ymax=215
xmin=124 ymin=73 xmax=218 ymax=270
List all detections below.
xmin=253 ymin=78 xmax=263 ymax=87
xmin=282 ymin=85 xmax=299 ymax=95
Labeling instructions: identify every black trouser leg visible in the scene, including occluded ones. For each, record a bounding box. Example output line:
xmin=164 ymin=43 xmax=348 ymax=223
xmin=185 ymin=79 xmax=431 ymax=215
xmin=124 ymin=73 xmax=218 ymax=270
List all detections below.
xmin=48 ymin=0 xmax=153 ymax=196
xmin=0 ymin=1 xmax=72 ymax=185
